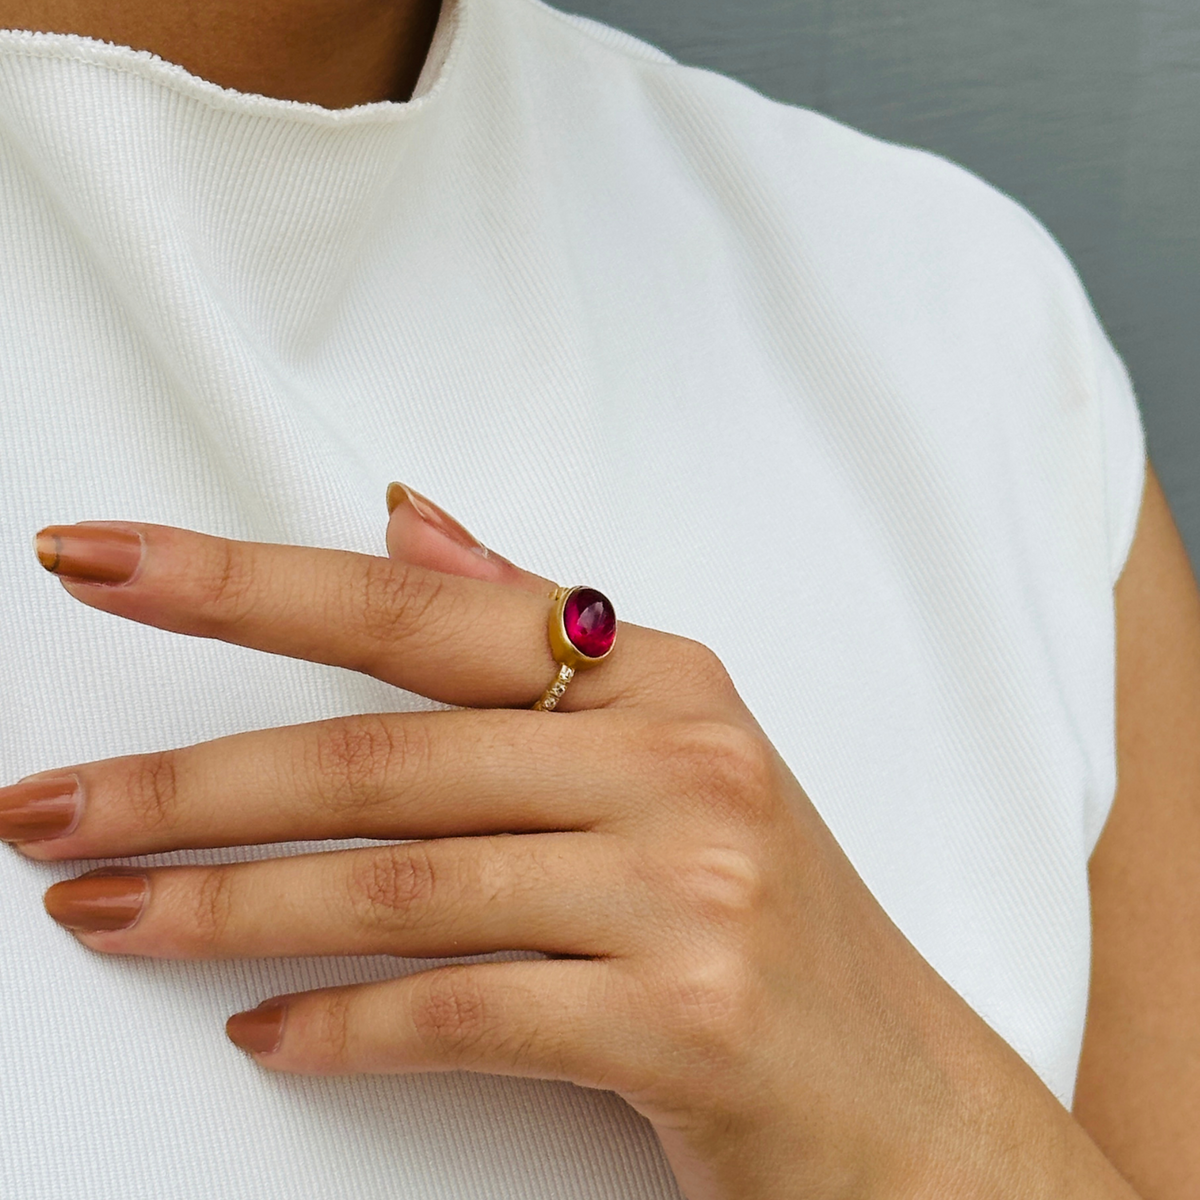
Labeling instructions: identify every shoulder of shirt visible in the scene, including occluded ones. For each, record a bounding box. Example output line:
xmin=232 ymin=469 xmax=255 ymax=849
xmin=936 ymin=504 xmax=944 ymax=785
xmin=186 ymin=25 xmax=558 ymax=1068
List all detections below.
xmin=519 ymin=0 xmax=1080 ymax=293
xmin=523 ymin=1 xmax=678 ymax=64
xmin=514 ymin=3 xmax=1134 ymax=522
xmin=512 ymin=12 xmax=1095 ymax=368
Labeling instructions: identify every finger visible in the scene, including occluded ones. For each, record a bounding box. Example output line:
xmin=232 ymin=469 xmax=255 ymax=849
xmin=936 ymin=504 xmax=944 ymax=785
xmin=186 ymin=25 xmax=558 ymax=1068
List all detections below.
xmin=44 ymin=832 xmax=647 ymax=960
xmin=33 ymin=522 xmax=728 ymax=713
xmin=8 ymin=709 xmax=660 ymax=861
xmin=224 ymin=961 xmax=644 ymax=1092
xmin=384 ymin=482 xmax=554 ymax=598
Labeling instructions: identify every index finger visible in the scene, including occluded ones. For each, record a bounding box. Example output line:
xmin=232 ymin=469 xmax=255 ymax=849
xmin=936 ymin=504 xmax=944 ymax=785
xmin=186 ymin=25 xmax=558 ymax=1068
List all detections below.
xmin=34 ymin=522 xmax=723 ymax=713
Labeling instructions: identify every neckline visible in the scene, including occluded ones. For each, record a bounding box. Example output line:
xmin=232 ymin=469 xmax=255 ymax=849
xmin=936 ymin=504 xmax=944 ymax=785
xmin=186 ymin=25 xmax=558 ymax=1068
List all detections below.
xmin=0 ymin=0 xmax=467 ymax=126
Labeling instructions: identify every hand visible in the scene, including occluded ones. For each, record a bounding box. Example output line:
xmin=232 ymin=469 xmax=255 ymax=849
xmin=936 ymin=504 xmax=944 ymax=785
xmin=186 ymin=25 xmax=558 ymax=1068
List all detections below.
xmin=3 ymin=486 xmax=1132 ymax=1199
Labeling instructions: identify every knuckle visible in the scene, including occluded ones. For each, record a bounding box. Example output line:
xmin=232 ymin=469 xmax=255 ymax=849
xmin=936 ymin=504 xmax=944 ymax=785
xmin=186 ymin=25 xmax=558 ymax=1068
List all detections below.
xmin=125 ymin=751 xmax=181 ymax=830
xmin=671 ymin=638 xmax=735 ymax=698
xmin=477 ymin=840 xmax=540 ymax=905
xmin=672 ymin=846 xmax=765 ymax=926
xmin=309 ymin=714 xmax=420 ymax=813
xmin=661 ymin=720 xmax=778 ymax=823
xmin=411 ymin=970 xmax=492 ymax=1062
xmin=308 ymin=990 xmax=354 ymax=1062
xmin=346 ymin=843 xmax=440 ymax=931
xmin=196 ymin=539 xmax=256 ymax=625
xmin=190 ymin=867 xmax=235 ymax=947
xmin=357 ymin=558 xmax=447 ymax=650
xmin=660 ymin=950 xmax=758 ymax=1063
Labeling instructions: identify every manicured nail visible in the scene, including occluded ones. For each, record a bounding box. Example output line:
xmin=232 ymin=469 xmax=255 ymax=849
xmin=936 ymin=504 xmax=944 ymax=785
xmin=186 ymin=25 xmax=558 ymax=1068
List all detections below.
xmin=44 ymin=870 xmax=148 ymax=932
xmin=34 ymin=524 xmax=143 ymax=585
xmin=386 ymin=482 xmax=489 ymax=559
xmin=226 ymin=1002 xmax=287 ymax=1055
xmin=0 ymin=775 xmax=81 ymax=842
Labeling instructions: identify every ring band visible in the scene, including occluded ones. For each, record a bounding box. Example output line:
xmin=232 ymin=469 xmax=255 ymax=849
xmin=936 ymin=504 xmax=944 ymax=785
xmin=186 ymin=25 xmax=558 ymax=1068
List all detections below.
xmin=532 ymin=585 xmax=617 ymax=711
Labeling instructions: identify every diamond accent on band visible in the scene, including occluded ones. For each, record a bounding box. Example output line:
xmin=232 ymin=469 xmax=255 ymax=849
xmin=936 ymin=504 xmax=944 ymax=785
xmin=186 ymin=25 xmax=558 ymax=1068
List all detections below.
xmin=533 ymin=663 xmax=575 ymax=712
xmin=562 ymin=588 xmax=616 ymax=659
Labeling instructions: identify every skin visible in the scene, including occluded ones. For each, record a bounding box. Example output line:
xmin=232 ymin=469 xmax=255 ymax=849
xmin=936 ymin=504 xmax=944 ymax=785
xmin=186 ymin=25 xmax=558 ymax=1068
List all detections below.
xmin=0 ymin=0 xmax=442 ymax=106
xmin=0 ymin=0 xmax=1197 ymax=1192
xmin=1075 ymin=466 xmax=1200 ymax=1197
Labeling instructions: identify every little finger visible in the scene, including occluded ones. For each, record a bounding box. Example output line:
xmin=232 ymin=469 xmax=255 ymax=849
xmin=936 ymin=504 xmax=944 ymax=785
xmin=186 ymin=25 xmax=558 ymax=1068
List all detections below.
xmin=225 ymin=960 xmax=644 ymax=1093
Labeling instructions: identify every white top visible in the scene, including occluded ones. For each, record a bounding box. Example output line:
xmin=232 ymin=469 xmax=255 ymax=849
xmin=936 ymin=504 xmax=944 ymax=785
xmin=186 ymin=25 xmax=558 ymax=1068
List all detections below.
xmin=0 ymin=0 xmax=1144 ymax=1195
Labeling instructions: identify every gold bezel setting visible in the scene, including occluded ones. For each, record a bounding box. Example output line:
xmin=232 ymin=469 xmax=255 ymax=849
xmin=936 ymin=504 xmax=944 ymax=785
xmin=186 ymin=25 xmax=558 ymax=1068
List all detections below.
xmin=532 ymin=585 xmax=617 ymax=711
xmin=547 ymin=585 xmax=616 ymax=671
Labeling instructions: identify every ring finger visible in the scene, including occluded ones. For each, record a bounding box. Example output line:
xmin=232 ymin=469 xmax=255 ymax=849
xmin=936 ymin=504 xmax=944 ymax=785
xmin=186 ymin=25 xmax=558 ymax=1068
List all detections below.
xmin=33 ymin=521 xmax=721 ymax=713
xmin=43 ymin=831 xmax=647 ymax=960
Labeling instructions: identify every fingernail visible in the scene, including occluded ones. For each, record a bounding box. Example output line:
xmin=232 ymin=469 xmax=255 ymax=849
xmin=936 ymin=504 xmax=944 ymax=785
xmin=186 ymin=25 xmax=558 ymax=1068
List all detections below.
xmin=386 ymin=482 xmax=490 ymax=559
xmin=44 ymin=869 xmax=148 ymax=931
xmin=227 ymin=1002 xmax=287 ymax=1055
xmin=34 ymin=524 xmax=144 ymax=585
xmin=0 ymin=775 xmax=82 ymax=842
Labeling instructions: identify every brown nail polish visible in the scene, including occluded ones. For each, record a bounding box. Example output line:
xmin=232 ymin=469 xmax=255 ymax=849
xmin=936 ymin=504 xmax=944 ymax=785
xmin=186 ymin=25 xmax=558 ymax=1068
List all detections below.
xmin=386 ymin=482 xmax=489 ymax=559
xmin=226 ymin=1002 xmax=287 ymax=1055
xmin=0 ymin=775 xmax=81 ymax=842
xmin=44 ymin=870 xmax=148 ymax=932
xmin=34 ymin=524 xmax=143 ymax=585
xmin=385 ymin=481 xmax=407 ymax=515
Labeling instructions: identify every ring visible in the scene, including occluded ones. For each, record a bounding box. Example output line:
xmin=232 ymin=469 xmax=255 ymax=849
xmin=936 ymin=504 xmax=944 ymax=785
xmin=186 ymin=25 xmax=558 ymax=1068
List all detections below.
xmin=531 ymin=585 xmax=617 ymax=711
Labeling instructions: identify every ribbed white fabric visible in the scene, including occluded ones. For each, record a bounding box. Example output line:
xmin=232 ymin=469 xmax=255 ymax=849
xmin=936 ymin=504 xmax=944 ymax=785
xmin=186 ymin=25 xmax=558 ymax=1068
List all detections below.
xmin=0 ymin=0 xmax=1144 ymax=1195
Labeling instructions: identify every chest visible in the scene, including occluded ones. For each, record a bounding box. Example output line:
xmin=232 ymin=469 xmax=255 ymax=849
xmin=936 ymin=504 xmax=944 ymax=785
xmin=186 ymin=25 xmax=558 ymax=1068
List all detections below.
xmin=2 ymin=212 xmax=1100 ymax=1109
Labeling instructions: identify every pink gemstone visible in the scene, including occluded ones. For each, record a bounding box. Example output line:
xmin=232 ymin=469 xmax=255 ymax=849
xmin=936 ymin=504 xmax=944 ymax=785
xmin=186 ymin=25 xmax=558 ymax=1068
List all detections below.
xmin=563 ymin=587 xmax=616 ymax=659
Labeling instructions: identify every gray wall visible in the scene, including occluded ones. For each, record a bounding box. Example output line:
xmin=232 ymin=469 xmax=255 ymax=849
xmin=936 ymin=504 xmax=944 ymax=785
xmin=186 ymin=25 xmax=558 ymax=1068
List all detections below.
xmin=569 ymin=0 xmax=1200 ymax=568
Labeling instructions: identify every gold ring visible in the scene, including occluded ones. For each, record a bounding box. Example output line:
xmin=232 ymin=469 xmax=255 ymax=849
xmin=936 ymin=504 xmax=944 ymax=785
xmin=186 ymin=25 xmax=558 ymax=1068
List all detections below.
xmin=531 ymin=585 xmax=617 ymax=711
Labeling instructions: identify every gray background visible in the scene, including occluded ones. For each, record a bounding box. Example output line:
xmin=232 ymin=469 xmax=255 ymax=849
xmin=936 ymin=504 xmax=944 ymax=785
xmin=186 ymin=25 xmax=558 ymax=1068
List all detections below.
xmin=569 ymin=0 xmax=1200 ymax=568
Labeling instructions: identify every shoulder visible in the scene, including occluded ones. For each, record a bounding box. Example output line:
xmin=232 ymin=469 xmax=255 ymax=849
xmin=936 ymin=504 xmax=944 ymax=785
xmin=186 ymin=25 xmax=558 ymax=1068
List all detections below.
xmin=505 ymin=0 xmax=1093 ymax=339
xmin=498 ymin=0 xmax=1144 ymax=586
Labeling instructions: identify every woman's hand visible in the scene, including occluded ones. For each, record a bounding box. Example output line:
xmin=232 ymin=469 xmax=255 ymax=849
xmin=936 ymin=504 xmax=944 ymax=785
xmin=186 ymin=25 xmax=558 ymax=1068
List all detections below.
xmin=2 ymin=486 xmax=1138 ymax=1200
